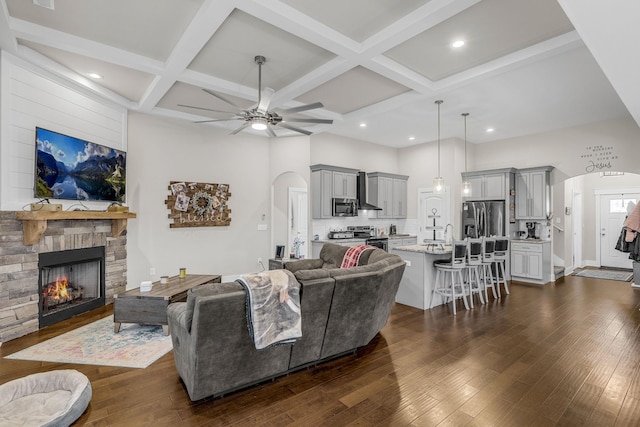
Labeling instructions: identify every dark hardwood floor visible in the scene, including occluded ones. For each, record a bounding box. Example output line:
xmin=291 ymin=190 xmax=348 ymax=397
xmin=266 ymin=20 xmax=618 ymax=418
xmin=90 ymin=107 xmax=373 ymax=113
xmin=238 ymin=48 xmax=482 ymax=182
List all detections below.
xmin=2 ymin=274 xmax=640 ymax=426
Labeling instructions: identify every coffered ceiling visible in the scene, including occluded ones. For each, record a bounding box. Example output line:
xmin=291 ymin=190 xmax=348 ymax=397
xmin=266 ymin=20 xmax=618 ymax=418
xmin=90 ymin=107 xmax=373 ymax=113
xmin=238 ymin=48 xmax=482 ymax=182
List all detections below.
xmin=0 ymin=0 xmax=634 ymax=147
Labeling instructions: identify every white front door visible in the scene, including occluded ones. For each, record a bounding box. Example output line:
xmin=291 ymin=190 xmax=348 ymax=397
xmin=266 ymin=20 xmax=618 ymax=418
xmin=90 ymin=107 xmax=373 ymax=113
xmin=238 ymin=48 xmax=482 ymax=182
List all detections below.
xmin=418 ymin=188 xmax=450 ymax=244
xmin=599 ymin=193 xmax=639 ymax=269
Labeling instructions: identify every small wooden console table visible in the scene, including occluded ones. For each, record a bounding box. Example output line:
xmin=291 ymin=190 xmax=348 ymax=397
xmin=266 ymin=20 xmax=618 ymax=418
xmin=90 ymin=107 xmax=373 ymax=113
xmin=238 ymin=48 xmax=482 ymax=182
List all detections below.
xmin=113 ymin=274 xmax=221 ymax=335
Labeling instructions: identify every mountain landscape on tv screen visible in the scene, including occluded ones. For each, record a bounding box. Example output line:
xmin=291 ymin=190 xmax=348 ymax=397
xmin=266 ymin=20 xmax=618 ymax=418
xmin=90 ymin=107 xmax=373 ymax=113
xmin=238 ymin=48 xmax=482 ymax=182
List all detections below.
xmin=35 ymin=129 xmax=126 ymax=202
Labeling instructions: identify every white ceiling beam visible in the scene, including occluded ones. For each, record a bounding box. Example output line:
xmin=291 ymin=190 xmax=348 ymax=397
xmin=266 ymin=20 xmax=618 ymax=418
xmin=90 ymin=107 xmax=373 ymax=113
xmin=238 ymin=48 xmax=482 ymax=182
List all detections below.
xmin=10 ymin=18 xmax=164 ymax=74
xmin=179 ymin=68 xmax=257 ymax=101
xmin=434 ymin=31 xmax=583 ymax=92
xmin=269 ymin=57 xmax=354 ymax=105
xmin=0 ymin=0 xmax=17 ymax=53
xmin=137 ymin=0 xmax=235 ymax=112
xmin=361 ymin=0 xmax=482 ymax=56
xmin=342 ymin=91 xmax=425 ymax=123
xmin=558 ymin=0 xmax=640 ymax=128
xmin=236 ymin=0 xmax=361 ymax=57
xmin=14 ymin=45 xmax=134 ymax=108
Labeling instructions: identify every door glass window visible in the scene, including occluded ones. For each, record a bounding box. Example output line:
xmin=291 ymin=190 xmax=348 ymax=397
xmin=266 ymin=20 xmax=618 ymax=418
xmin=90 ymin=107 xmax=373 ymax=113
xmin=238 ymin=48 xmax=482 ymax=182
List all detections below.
xmin=609 ymin=198 xmax=636 ymax=213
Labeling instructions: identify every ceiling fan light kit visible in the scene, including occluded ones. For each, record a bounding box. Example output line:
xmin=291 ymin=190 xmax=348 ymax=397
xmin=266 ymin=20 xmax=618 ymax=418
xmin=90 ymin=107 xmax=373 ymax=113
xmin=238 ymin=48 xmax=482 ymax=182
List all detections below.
xmin=181 ymin=55 xmax=332 ymax=136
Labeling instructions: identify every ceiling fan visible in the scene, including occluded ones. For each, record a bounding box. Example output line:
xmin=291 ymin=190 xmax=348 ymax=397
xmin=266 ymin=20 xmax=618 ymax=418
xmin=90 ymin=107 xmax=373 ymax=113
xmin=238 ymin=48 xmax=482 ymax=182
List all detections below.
xmin=179 ymin=55 xmax=333 ymax=136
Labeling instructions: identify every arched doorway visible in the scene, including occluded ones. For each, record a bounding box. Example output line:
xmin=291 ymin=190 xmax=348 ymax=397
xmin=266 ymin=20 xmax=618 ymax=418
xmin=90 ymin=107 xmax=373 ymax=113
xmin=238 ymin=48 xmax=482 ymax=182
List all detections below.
xmin=271 ymin=172 xmax=309 ymax=260
xmin=561 ymin=172 xmax=640 ymax=273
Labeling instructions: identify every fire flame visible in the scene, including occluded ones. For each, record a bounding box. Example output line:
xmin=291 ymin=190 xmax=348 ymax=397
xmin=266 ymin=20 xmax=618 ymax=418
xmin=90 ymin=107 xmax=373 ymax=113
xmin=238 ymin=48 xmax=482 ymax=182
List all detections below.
xmin=46 ymin=276 xmax=70 ymax=300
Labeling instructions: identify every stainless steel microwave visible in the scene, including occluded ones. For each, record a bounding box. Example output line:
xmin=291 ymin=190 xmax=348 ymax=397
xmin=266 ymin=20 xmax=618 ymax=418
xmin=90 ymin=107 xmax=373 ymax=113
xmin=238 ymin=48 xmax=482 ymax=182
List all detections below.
xmin=332 ymin=198 xmax=358 ymax=217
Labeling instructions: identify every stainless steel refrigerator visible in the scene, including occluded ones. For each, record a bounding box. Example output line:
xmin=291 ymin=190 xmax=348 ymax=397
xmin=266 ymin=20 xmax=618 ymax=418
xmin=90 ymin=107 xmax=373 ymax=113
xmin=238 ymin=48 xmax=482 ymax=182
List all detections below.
xmin=462 ymin=201 xmax=505 ymax=238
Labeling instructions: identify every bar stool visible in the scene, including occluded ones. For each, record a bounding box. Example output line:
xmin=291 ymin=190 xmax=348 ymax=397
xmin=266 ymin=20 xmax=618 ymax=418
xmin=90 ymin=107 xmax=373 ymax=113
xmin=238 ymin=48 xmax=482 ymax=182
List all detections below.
xmin=431 ymin=240 xmax=469 ymax=315
xmin=493 ymin=238 xmax=510 ymax=297
xmin=465 ymin=238 xmax=485 ymax=307
xmin=480 ymin=237 xmax=498 ymax=301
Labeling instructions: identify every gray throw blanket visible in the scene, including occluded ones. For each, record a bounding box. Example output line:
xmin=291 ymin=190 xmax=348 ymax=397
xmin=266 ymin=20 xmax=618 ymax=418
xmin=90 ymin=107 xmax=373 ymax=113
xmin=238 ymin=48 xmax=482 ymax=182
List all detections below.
xmin=236 ymin=270 xmax=302 ymax=350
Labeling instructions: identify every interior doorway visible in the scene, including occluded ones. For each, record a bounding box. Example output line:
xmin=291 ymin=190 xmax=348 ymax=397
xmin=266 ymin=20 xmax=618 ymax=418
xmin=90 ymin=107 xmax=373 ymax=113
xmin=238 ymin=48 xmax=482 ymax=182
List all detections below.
xmin=288 ymin=187 xmax=308 ymax=258
xmin=597 ymin=192 xmax=640 ymax=269
xmin=271 ymin=172 xmax=308 ymax=262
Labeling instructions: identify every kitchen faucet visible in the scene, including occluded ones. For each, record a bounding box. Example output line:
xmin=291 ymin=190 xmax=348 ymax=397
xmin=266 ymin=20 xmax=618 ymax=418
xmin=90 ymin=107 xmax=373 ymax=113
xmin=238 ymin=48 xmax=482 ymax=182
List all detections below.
xmin=444 ymin=223 xmax=454 ymax=244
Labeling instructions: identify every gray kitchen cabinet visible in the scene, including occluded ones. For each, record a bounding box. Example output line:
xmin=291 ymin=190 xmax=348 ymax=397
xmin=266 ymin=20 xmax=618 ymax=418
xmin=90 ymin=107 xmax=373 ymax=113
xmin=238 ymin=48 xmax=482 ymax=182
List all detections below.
xmin=368 ymin=172 xmax=409 ymax=219
xmin=515 ymin=166 xmax=552 ymax=219
xmin=310 ymin=164 xmax=359 ymax=219
xmin=392 ymin=178 xmax=407 ymax=218
xmin=388 ymin=236 xmax=417 ymax=251
xmin=461 ymin=169 xmax=514 ymax=200
xmin=333 ymin=172 xmax=357 ymax=199
xmin=510 ymin=241 xmax=551 ymax=283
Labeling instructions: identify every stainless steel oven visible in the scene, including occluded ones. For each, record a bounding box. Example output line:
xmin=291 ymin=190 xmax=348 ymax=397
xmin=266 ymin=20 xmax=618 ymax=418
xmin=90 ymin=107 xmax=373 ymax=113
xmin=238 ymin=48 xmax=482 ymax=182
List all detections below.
xmin=332 ymin=198 xmax=358 ymax=217
xmin=366 ymin=237 xmax=388 ymax=251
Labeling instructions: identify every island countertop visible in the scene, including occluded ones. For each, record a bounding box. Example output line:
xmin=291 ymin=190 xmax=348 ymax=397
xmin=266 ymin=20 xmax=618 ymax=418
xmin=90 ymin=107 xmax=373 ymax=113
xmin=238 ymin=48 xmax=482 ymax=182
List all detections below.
xmin=392 ymin=244 xmax=452 ymax=255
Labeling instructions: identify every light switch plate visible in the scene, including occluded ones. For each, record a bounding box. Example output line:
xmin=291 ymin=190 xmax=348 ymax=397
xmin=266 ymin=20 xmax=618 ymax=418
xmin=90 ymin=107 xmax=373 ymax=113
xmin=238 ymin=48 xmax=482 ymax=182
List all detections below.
xmin=257 ymin=224 xmax=268 ymax=231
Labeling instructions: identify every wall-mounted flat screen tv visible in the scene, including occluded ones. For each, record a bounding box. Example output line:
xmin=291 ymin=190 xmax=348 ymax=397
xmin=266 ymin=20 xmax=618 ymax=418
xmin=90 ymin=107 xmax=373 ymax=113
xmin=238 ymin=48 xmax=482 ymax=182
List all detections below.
xmin=34 ymin=127 xmax=126 ymax=202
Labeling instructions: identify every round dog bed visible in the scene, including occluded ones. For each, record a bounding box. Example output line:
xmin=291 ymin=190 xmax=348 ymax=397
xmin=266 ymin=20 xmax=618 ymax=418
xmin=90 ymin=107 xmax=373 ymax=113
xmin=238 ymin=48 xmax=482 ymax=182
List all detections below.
xmin=0 ymin=369 xmax=92 ymax=427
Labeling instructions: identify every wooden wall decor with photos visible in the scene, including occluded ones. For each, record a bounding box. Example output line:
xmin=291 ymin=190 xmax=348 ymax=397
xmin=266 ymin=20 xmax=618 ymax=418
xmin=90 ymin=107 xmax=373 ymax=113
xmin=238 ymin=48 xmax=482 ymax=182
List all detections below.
xmin=165 ymin=181 xmax=232 ymax=228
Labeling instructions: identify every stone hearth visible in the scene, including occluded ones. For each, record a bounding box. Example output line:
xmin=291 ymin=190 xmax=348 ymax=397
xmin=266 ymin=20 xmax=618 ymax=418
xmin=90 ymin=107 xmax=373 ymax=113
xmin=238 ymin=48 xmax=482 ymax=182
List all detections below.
xmin=0 ymin=211 xmax=127 ymax=342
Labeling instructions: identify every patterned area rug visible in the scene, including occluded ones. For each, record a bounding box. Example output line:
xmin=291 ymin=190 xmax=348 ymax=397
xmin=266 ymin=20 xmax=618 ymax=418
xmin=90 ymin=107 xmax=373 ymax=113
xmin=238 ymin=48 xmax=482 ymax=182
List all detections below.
xmin=5 ymin=315 xmax=172 ymax=368
xmin=573 ymin=269 xmax=633 ymax=282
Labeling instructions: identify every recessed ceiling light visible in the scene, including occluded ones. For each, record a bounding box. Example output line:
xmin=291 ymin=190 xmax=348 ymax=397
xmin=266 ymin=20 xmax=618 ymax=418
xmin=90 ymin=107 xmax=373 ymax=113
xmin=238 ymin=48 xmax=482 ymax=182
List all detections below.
xmin=452 ymin=40 xmax=465 ymax=48
xmin=408 ymin=136 xmax=415 ymax=141
xmin=486 ymin=128 xmax=495 ymax=133
xmin=87 ymin=72 xmax=102 ymax=79
xmin=359 ymin=123 xmax=367 ymax=128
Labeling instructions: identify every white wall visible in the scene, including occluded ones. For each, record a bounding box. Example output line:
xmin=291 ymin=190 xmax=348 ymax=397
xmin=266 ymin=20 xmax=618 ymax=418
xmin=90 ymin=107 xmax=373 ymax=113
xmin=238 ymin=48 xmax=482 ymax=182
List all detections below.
xmin=0 ymin=52 xmax=126 ymax=211
xmin=398 ymin=137 xmax=465 ymax=236
xmin=310 ymin=133 xmax=399 ymax=173
xmin=126 ymin=113 xmax=273 ymax=286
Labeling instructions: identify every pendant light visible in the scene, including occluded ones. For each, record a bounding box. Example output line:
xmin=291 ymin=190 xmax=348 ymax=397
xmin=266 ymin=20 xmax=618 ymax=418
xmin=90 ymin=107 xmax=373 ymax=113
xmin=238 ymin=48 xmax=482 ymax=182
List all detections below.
xmin=433 ymin=100 xmax=444 ymax=193
xmin=461 ymin=113 xmax=471 ymax=196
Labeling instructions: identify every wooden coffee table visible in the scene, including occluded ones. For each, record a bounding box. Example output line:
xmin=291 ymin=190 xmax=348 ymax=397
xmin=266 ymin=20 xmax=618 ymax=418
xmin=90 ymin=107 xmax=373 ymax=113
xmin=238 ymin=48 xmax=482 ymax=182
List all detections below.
xmin=113 ymin=274 xmax=221 ymax=335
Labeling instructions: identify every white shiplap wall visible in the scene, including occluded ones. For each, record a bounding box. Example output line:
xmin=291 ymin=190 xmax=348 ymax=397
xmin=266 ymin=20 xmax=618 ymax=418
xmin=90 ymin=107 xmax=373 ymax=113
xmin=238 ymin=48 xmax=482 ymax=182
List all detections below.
xmin=0 ymin=51 xmax=127 ymax=211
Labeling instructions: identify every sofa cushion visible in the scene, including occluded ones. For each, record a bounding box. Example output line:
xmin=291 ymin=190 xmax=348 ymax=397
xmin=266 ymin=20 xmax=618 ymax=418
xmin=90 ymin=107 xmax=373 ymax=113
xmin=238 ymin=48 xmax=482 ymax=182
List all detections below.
xmin=185 ymin=282 xmax=238 ymax=332
xmin=328 ymin=263 xmax=379 ymax=277
xmin=319 ymin=243 xmax=350 ymax=268
xmin=293 ymin=268 xmax=331 ymax=281
xmin=283 ymin=258 xmax=323 ymax=274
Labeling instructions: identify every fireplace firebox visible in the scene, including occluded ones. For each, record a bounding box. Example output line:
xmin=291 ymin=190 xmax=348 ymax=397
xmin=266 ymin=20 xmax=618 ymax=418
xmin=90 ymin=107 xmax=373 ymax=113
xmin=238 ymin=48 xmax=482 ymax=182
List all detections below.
xmin=38 ymin=246 xmax=106 ymax=328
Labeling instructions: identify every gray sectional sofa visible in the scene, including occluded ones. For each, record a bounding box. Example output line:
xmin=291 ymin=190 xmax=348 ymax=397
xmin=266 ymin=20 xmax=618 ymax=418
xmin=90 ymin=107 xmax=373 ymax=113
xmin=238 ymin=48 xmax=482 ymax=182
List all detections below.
xmin=167 ymin=243 xmax=406 ymax=401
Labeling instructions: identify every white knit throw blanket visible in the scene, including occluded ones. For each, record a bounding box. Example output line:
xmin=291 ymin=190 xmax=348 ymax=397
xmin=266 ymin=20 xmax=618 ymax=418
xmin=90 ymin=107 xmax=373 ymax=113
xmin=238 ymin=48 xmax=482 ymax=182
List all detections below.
xmin=236 ymin=270 xmax=301 ymax=350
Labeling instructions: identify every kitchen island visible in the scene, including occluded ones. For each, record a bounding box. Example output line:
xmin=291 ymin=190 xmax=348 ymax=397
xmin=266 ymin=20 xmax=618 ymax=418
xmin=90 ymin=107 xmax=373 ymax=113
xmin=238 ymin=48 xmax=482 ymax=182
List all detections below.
xmin=391 ymin=244 xmax=452 ymax=310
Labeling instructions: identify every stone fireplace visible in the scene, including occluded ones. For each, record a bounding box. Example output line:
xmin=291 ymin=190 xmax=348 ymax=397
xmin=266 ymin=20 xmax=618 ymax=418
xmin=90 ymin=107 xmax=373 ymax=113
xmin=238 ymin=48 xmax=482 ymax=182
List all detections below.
xmin=0 ymin=211 xmax=129 ymax=342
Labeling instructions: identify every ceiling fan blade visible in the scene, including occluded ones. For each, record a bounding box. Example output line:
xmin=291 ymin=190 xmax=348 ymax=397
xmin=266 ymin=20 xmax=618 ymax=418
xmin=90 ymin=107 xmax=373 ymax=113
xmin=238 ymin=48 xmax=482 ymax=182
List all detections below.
xmin=202 ymin=88 xmax=243 ymax=109
xmin=194 ymin=118 xmax=243 ymax=123
xmin=284 ymin=118 xmax=333 ymax=124
xmin=257 ymin=87 xmax=275 ymax=114
xmin=278 ymin=122 xmax=313 ymax=136
xmin=278 ymin=102 xmax=324 ymax=115
xmin=178 ymin=104 xmax=237 ymax=114
xmin=266 ymin=125 xmax=277 ymax=137
xmin=230 ymin=122 xmax=251 ymax=135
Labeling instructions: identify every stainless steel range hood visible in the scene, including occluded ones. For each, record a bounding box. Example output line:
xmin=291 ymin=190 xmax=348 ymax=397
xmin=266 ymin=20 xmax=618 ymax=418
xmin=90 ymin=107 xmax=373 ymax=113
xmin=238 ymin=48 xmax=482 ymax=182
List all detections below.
xmin=357 ymin=172 xmax=382 ymax=210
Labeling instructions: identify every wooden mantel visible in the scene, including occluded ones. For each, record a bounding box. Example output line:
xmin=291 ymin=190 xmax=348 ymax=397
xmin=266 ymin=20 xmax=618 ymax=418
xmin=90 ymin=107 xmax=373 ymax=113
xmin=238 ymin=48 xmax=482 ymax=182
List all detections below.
xmin=15 ymin=211 xmax=137 ymax=245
